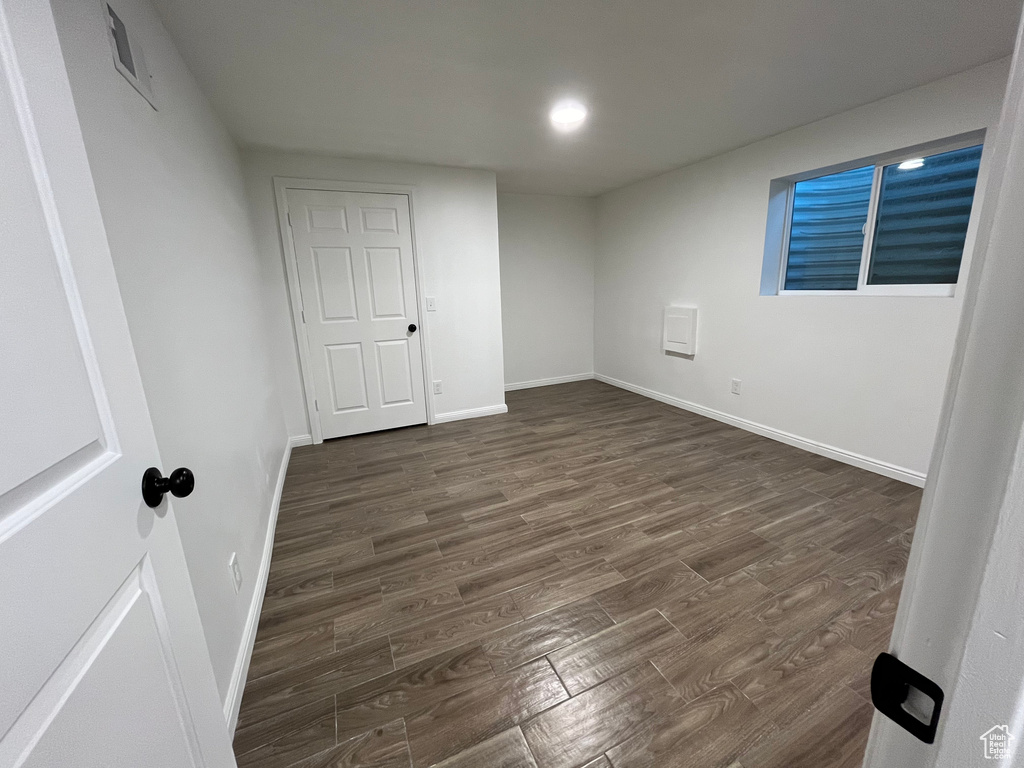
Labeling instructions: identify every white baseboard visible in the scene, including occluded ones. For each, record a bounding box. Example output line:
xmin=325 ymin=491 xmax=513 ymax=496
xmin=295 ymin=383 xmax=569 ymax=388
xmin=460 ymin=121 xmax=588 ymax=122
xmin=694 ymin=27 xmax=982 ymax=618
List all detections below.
xmin=223 ymin=437 xmax=292 ymax=734
xmin=505 ymin=372 xmax=595 ymax=391
xmin=289 ymin=433 xmax=313 ymax=447
xmin=433 ymin=403 xmax=509 ymax=424
xmin=594 ymin=373 xmax=926 ymax=487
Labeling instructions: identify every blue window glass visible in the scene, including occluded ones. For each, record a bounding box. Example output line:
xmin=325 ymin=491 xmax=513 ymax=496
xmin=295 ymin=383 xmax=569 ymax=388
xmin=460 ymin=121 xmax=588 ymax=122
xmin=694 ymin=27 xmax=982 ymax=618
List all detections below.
xmin=867 ymin=145 xmax=983 ymax=285
xmin=784 ymin=165 xmax=873 ymax=290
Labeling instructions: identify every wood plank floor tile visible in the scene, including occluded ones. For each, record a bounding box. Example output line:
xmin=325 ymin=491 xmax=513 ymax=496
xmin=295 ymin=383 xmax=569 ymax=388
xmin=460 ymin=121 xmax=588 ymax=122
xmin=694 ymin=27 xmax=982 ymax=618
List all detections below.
xmin=334 ymin=645 xmax=495 ymax=743
xmin=566 ymin=500 xmax=656 ymax=538
xmin=510 ymin=560 xmax=625 ymax=619
xmin=827 ymin=582 xmax=902 ymax=655
xmin=238 ymin=636 xmax=394 ymax=727
xmin=872 ymin=492 xmax=924 ymax=530
xmin=334 ymin=582 xmax=464 ymax=649
xmin=682 ymin=531 xmax=780 ymax=582
xmin=247 ymin=621 xmax=335 ymax=682
xmin=455 ymin=551 xmax=565 ymax=605
xmin=748 ymin=574 xmax=859 ymax=637
xmin=593 ymin=561 xmax=706 ymax=622
xmin=333 ymin=540 xmax=444 ymax=585
xmin=814 ymin=487 xmax=896 ymax=523
xmin=751 ymin=506 xmax=836 ymax=550
xmin=607 ymin=684 xmax=776 ymax=768
xmin=288 ymin=719 xmax=413 ymax=768
xmin=741 ymin=544 xmax=845 ymax=594
xmin=604 ymin=530 xmax=704 ymax=579
xmin=480 ymin=597 xmax=614 ymax=674
xmin=404 ymin=657 xmax=567 ymax=767
xmin=431 ymin=727 xmax=538 ymax=768
xmin=235 ymin=696 xmax=335 ymax=768
xmin=551 ymin=524 xmax=648 ymax=566
xmin=737 ymin=685 xmax=872 ymax=768
xmin=659 ymin=572 xmax=773 ymax=638
xmin=684 ymin=506 xmax=771 ymax=547
xmin=237 ymin=381 xmax=919 ymax=768
xmin=258 ymin=578 xmax=383 ymax=640
xmin=389 ymin=592 xmax=523 ymax=668
xmin=548 ymin=609 xmax=687 ymax=695
xmin=522 ymin=661 xmax=681 ymax=768
xmin=828 ymin=539 xmax=910 ymax=592
xmin=813 ymin=514 xmax=900 ymax=557
xmin=652 ymin=616 xmax=784 ymax=702
xmin=733 ymin=627 xmax=868 ymax=727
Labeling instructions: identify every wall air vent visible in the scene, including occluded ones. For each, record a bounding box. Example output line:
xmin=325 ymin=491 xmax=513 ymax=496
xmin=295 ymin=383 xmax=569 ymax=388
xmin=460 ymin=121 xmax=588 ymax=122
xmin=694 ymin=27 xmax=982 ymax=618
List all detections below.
xmin=105 ymin=3 xmax=156 ymax=109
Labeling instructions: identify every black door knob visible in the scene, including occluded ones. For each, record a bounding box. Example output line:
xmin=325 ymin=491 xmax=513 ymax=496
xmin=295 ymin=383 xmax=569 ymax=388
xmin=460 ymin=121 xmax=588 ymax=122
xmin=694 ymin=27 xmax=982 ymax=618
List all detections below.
xmin=142 ymin=467 xmax=195 ymax=508
xmin=408 ymin=323 xmax=417 ymax=333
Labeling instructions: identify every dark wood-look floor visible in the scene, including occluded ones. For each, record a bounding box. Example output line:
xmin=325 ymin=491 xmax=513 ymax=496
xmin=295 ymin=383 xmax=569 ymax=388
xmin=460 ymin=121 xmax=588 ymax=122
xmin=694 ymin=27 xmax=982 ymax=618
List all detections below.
xmin=234 ymin=380 xmax=920 ymax=768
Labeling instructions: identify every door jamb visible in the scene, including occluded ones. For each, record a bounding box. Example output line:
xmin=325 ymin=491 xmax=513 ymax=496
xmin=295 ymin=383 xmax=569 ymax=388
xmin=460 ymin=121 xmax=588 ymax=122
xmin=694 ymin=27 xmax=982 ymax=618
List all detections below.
xmin=272 ymin=177 xmax=435 ymax=444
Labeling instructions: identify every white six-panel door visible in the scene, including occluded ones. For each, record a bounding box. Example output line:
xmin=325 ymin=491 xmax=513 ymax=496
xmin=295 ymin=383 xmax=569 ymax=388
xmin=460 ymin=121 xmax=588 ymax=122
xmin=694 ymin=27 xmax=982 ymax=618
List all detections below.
xmin=0 ymin=2 xmax=234 ymax=766
xmin=285 ymin=189 xmax=427 ymax=440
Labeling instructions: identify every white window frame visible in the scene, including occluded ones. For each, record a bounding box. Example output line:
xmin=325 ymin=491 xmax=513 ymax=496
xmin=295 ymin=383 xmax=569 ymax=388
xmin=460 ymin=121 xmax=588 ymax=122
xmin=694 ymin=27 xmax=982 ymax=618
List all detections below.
xmin=764 ymin=130 xmax=986 ymax=297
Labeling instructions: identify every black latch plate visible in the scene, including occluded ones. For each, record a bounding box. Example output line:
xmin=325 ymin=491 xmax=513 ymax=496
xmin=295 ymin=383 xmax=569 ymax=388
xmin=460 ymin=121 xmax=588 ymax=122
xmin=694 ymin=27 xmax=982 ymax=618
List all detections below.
xmin=871 ymin=652 xmax=944 ymax=744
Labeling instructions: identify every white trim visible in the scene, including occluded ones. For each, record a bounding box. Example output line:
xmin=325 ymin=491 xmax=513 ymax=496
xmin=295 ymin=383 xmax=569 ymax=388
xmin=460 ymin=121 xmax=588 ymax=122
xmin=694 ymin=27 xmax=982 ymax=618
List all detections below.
xmin=856 ymin=164 xmax=885 ymax=290
xmin=594 ymin=373 xmax=926 ymax=487
xmin=505 ymin=373 xmax=594 ymax=391
xmin=288 ymin=434 xmax=313 ymax=448
xmin=272 ymin=176 xmax=436 ymax=443
xmin=776 ymin=284 xmax=955 ymax=297
xmin=433 ymin=404 xmax=508 ymax=424
xmin=222 ymin=437 xmax=292 ymax=734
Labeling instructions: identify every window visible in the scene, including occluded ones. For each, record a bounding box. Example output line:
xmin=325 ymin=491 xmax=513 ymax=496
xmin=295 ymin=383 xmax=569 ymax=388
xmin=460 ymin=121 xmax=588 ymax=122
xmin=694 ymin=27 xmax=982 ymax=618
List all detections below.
xmin=762 ymin=134 xmax=984 ymax=295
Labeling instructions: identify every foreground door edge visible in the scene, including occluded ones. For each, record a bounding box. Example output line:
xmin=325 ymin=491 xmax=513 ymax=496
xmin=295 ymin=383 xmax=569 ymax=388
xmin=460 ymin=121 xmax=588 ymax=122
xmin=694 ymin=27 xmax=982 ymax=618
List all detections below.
xmin=863 ymin=8 xmax=1024 ymax=768
xmin=0 ymin=1 xmax=234 ymax=765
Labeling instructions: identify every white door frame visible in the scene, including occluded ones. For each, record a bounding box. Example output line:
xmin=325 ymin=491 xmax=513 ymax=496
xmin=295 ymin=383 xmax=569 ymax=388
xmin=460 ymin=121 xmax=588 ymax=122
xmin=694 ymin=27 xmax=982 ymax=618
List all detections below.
xmin=273 ymin=177 xmax=435 ymax=444
xmin=863 ymin=12 xmax=1024 ymax=766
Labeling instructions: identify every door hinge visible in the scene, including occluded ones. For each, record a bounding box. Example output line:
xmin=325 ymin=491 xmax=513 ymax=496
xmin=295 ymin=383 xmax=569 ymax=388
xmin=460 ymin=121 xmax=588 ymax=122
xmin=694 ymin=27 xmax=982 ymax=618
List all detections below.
xmin=301 ymin=309 xmax=306 ymax=323
xmin=286 ymin=211 xmax=293 ymax=227
xmin=314 ymin=399 xmax=319 ymax=412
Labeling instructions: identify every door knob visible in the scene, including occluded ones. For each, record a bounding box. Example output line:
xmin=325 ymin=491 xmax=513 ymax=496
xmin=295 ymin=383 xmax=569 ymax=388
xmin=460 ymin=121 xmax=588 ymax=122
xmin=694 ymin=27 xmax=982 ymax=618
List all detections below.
xmin=408 ymin=323 xmax=417 ymax=333
xmin=141 ymin=467 xmax=195 ymax=508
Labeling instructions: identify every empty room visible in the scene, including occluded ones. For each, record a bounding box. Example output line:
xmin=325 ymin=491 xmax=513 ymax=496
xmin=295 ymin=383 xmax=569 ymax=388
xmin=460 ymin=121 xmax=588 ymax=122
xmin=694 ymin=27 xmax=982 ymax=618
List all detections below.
xmin=7 ymin=0 xmax=1024 ymax=767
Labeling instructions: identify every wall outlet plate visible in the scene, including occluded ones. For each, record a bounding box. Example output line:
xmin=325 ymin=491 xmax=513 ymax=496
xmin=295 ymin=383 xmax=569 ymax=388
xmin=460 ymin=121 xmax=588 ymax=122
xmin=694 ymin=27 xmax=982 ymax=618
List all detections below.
xmin=433 ymin=380 xmax=442 ymax=395
xmin=426 ymin=297 xmax=437 ymax=311
xmin=731 ymin=379 xmax=742 ymax=395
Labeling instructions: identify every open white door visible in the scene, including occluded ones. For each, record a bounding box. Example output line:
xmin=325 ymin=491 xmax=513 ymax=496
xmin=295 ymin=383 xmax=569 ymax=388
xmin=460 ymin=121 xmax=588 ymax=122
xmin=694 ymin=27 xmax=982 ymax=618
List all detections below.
xmin=863 ymin=10 xmax=1024 ymax=768
xmin=0 ymin=1 xmax=235 ymax=766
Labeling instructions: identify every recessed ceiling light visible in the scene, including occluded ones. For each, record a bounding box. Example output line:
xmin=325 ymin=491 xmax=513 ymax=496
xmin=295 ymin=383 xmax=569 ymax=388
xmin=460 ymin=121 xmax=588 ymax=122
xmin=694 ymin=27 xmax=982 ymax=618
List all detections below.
xmin=550 ymin=100 xmax=588 ymax=132
xmin=898 ymin=158 xmax=925 ymax=170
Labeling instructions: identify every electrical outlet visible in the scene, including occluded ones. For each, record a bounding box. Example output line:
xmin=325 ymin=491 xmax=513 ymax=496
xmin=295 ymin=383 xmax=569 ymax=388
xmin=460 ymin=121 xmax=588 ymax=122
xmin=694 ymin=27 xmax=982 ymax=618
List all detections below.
xmin=426 ymin=297 xmax=437 ymax=311
xmin=229 ymin=553 xmax=242 ymax=594
xmin=731 ymin=379 xmax=742 ymax=395
xmin=433 ymin=380 xmax=442 ymax=395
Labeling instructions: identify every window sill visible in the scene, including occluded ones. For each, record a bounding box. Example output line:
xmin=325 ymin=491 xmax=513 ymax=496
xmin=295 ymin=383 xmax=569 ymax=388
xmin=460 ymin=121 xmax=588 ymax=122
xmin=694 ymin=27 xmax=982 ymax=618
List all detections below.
xmin=775 ymin=284 xmax=956 ymax=297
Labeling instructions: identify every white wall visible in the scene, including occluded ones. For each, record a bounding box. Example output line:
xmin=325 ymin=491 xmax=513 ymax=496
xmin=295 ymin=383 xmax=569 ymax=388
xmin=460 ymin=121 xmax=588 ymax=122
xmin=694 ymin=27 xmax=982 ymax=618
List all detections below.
xmin=594 ymin=59 xmax=1010 ymax=482
xmin=242 ymin=149 xmax=506 ymax=434
xmin=498 ymin=194 xmax=596 ymax=388
xmin=51 ymin=0 xmax=288 ymax=713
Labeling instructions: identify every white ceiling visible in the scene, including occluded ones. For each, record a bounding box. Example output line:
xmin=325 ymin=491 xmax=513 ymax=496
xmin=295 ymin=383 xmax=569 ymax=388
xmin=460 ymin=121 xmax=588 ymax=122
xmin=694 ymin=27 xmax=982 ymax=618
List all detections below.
xmin=153 ymin=0 xmax=1021 ymax=196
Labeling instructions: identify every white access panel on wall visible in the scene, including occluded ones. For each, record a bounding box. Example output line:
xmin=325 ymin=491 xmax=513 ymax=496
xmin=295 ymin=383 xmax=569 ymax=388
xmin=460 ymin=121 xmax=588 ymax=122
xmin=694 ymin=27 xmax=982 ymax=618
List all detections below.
xmin=663 ymin=306 xmax=698 ymax=355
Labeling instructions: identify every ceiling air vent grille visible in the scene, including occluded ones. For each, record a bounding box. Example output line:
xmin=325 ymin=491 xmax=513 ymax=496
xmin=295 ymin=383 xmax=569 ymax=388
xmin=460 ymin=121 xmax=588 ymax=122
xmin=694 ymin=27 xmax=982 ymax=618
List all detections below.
xmin=105 ymin=3 xmax=156 ymax=109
